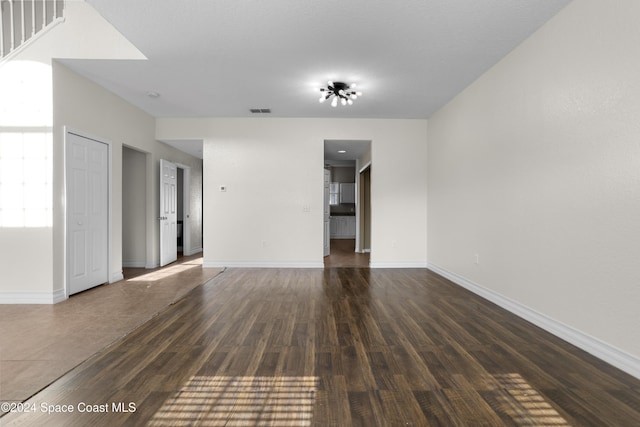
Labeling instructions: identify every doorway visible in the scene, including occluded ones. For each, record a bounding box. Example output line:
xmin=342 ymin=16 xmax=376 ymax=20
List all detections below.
xmin=323 ymin=139 xmax=371 ymax=267
xmin=65 ymin=131 xmax=110 ymax=295
xmin=160 ymin=159 xmax=192 ymax=267
xmin=122 ymin=146 xmax=147 ymax=268
xmin=177 ymin=167 xmax=184 ymax=253
xmin=358 ymin=164 xmax=371 ymax=254
xmin=176 ymin=164 xmax=191 ymax=256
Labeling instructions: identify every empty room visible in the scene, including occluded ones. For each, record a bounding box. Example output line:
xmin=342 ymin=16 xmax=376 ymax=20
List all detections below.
xmin=1 ymin=0 xmax=639 ymax=425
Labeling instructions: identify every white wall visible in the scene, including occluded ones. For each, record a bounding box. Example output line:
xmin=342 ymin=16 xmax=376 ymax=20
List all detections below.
xmin=157 ymin=118 xmax=428 ymax=268
xmin=427 ymin=0 xmax=640 ymax=375
xmin=0 ymin=0 xmax=144 ymax=302
xmin=0 ymin=1 xmax=203 ymax=302
xmin=53 ymin=62 xmax=204 ymax=289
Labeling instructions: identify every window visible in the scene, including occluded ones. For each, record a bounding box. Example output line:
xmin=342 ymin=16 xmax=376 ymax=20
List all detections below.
xmin=0 ymin=130 xmax=52 ymax=227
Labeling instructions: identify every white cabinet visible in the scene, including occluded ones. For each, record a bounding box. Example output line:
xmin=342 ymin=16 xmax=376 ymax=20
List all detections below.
xmin=330 ymin=217 xmax=339 ymax=236
xmin=329 ymin=183 xmax=340 ymax=205
xmin=345 ymin=216 xmax=356 ymax=237
xmin=330 ymin=216 xmax=356 ymax=238
xmin=339 ymin=183 xmax=355 ymax=203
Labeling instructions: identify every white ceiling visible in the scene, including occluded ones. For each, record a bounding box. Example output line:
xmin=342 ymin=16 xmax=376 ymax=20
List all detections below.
xmin=68 ymin=0 xmax=571 ymax=119
xmin=64 ymin=1 xmax=570 ymax=156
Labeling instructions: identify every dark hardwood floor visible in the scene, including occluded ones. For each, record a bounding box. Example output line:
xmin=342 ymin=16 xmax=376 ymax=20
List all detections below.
xmin=2 ymin=268 xmax=639 ymax=426
xmin=324 ymin=239 xmax=370 ymax=268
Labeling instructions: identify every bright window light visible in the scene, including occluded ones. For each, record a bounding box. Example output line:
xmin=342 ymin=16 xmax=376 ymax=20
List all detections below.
xmin=0 ymin=60 xmax=54 ymax=228
xmin=126 ymin=259 xmax=203 ymax=282
xmin=0 ymin=131 xmax=52 ymax=227
xmin=0 ymin=61 xmax=52 ymax=127
xmin=149 ymin=376 xmax=319 ymax=426
xmin=493 ymin=373 xmax=569 ymax=425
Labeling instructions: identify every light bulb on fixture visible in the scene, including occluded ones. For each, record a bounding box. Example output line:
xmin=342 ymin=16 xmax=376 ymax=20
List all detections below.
xmin=317 ymin=81 xmax=362 ymax=107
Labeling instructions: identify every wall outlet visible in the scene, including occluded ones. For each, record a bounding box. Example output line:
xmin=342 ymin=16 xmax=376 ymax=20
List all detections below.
xmin=475 ymin=254 xmax=480 ymax=264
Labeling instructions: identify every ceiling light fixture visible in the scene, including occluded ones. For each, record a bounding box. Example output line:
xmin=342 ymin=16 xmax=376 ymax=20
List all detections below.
xmin=319 ymin=81 xmax=362 ymax=107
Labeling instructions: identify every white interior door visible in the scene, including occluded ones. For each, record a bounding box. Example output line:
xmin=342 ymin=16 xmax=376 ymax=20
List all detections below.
xmin=160 ymin=159 xmax=178 ymax=266
xmin=323 ymin=169 xmax=330 ymax=257
xmin=67 ymin=133 xmax=109 ymax=295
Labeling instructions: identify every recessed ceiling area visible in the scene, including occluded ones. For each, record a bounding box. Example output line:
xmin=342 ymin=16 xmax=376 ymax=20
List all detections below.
xmin=67 ymin=0 xmax=571 ymax=120
xmin=324 ymin=140 xmax=371 ymax=163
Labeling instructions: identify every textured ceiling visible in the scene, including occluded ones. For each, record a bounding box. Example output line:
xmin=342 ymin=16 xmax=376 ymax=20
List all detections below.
xmin=63 ymin=0 xmax=570 ymax=121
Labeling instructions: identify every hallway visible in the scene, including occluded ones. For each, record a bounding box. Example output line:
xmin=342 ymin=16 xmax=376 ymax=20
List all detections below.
xmin=324 ymin=239 xmax=370 ymax=268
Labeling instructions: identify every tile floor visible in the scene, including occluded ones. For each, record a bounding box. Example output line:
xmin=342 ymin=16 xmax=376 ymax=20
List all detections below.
xmin=1 ymin=241 xmax=361 ymax=404
xmin=0 ymin=254 xmax=223 ymax=402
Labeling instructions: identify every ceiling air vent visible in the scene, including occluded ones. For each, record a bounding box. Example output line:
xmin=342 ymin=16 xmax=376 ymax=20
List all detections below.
xmin=250 ymin=108 xmax=271 ymax=114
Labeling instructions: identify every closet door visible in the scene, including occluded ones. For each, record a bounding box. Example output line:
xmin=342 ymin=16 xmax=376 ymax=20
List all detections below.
xmin=67 ymin=133 xmax=108 ymax=295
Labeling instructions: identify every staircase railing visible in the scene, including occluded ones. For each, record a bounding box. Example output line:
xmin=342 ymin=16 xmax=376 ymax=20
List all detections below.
xmin=1 ymin=0 xmax=65 ymax=60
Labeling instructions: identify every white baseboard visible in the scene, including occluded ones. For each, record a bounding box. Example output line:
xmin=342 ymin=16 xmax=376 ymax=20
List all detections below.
xmin=203 ymin=261 xmax=324 ymax=269
xmin=0 ymin=289 xmax=66 ymax=304
xmin=52 ymin=289 xmax=66 ymax=303
xmin=122 ymin=261 xmax=146 ymax=268
xmin=369 ymin=262 xmax=428 ymax=268
xmin=428 ymin=262 xmax=640 ymax=380
xmin=145 ymin=262 xmax=159 ymax=269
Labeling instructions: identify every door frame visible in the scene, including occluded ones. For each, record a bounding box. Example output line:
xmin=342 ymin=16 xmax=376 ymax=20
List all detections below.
xmin=63 ymin=127 xmax=113 ymax=299
xmin=323 ymin=168 xmax=331 ymax=257
xmin=356 ymin=161 xmax=371 ymax=254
